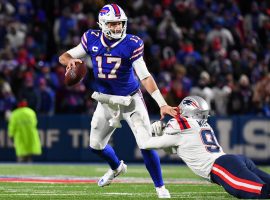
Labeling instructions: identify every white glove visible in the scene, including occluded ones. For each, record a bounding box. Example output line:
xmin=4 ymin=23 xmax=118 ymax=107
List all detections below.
xmin=151 ymin=121 xmax=165 ymax=136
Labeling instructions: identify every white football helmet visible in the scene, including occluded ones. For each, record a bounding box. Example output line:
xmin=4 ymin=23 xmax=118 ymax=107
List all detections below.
xmin=179 ymin=96 xmax=210 ymax=120
xmin=98 ymin=4 xmax=127 ymax=39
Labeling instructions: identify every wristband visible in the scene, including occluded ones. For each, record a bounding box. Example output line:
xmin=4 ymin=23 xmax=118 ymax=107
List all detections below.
xmin=151 ymin=90 xmax=167 ymax=107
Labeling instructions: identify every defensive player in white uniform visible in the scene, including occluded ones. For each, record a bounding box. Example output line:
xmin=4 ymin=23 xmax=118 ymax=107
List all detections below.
xmin=138 ymin=96 xmax=270 ymax=199
xmin=59 ymin=4 xmax=177 ymax=198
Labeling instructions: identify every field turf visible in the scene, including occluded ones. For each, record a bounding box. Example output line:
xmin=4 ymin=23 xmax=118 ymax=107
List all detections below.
xmin=0 ymin=164 xmax=269 ymax=199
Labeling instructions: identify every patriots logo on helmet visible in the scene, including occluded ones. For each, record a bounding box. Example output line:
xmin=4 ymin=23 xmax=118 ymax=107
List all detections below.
xmin=100 ymin=6 xmax=110 ymax=16
xmin=183 ymin=99 xmax=200 ymax=108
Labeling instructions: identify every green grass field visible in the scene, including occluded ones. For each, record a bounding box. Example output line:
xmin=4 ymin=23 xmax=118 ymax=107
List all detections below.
xmin=0 ymin=164 xmax=269 ymax=199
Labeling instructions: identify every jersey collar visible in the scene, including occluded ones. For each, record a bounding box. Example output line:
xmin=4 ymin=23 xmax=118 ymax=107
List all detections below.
xmin=101 ymin=33 xmax=126 ymax=50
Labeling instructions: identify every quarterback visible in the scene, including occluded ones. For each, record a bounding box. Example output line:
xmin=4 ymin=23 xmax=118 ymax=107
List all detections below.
xmin=138 ymin=96 xmax=270 ymax=199
xmin=59 ymin=4 xmax=176 ymax=198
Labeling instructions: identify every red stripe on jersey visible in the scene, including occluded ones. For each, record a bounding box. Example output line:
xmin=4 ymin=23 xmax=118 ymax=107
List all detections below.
xmin=133 ymin=45 xmax=144 ymax=53
xmin=181 ymin=117 xmax=191 ymax=129
xmin=211 ymin=164 xmax=263 ymax=194
xmin=130 ymin=50 xmax=143 ymax=60
xmin=175 ymin=116 xmax=184 ymax=130
xmin=175 ymin=116 xmax=190 ymax=130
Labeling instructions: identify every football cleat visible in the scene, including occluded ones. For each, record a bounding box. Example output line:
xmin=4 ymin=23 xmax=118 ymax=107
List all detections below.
xmin=156 ymin=186 xmax=171 ymax=198
xmin=98 ymin=160 xmax=127 ymax=187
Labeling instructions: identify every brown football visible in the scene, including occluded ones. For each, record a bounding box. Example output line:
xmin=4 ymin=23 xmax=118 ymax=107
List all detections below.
xmin=64 ymin=62 xmax=87 ymax=86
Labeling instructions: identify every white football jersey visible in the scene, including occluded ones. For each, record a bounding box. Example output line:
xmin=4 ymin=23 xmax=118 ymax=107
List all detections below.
xmin=143 ymin=117 xmax=225 ymax=180
xmin=169 ymin=117 xmax=225 ymax=179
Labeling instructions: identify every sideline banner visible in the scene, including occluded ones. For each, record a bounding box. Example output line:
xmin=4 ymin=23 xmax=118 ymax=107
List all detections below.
xmin=0 ymin=115 xmax=269 ymax=164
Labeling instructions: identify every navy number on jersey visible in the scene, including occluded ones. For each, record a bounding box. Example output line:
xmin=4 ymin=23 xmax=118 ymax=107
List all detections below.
xmin=96 ymin=56 xmax=121 ymax=79
xmin=200 ymin=129 xmax=220 ymax=153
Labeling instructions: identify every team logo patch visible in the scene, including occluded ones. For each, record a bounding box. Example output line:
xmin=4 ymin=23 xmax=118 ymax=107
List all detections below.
xmin=183 ymin=99 xmax=200 ymax=108
xmin=100 ymin=7 xmax=110 ymax=16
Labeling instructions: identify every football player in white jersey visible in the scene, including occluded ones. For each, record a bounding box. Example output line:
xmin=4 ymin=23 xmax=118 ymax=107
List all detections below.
xmin=137 ymin=96 xmax=270 ymax=199
xmin=59 ymin=4 xmax=177 ymax=198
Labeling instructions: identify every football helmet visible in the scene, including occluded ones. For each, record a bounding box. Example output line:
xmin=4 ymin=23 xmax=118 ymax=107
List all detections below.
xmin=179 ymin=96 xmax=209 ymax=120
xmin=98 ymin=4 xmax=127 ymax=39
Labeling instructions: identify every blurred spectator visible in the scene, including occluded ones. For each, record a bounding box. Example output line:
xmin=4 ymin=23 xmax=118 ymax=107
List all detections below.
xmin=0 ymin=80 xmax=16 ymax=120
xmin=176 ymin=40 xmax=203 ymax=81
xmin=227 ymin=74 xmax=253 ymax=115
xmin=8 ymin=99 xmax=42 ymax=162
xmin=157 ymin=10 xmax=182 ymax=45
xmin=0 ymin=0 xmax=15 ymax=16
xmin=165 ymin=65 xmax=192 ymax=106
xmin=18 ymin=72 xmax=39 ymax=111
xmin=206 ymin=17 xmax=235 ymax=51
xmin=36 ymin=78 xmax=55 ymax=115
xmin=243 ymin=1 xmax=267 ymax=34
xmin=36 ymin=61 xmax=60 ymax=90
xmin=6 ymin=22 xmax=26 ymax=49
xmin=53 ymin=7 xmax=77 ymax=49
xmin=190 ymin=71 xmax=214 ymax=110
xmin=252 ymin=73 xmax=270 ymax=116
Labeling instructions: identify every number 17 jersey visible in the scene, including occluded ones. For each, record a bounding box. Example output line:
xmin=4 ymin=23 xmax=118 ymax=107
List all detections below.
xmin=81 ymin=29 xmax=142 ymax=96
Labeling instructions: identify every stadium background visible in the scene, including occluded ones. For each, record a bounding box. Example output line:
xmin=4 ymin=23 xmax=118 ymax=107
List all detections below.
xmin=0 ymin=0 xmax=270 ymax=164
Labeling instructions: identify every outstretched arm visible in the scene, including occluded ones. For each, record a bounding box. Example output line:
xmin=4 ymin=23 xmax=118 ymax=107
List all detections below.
xmin=139 ymin=121 xmax=180 ymax=149
xmin=132 ymin=57 xmax=177 ymax=119
xmin=143 ymin=134 xmax=180 ymax=149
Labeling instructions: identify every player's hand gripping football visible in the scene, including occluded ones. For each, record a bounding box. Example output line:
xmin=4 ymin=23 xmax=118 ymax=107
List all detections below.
xmin=65 ymin=58 xmax=83 ymax=76
xmin=160 ymin=105 xmax=177 ymax=120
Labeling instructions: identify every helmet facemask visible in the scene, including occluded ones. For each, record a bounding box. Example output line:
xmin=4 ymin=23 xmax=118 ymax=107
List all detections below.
xmin=98 ymin=4 xmax=128 ymax=40
xmin=98 ymin=20 xmax=127 ymax=39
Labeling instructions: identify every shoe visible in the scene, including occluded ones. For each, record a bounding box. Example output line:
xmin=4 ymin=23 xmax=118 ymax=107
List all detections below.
xmin=156 ymin=186 xmax=171 ymax=198
xmin=98 ymin=160 xmax=127 ymax=187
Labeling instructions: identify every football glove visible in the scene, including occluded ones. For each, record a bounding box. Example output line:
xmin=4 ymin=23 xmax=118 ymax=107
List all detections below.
xmin=151 ymin=121 xmax=165 ymax=136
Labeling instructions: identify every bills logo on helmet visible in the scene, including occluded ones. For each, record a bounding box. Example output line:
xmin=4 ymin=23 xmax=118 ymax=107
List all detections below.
xmin=100 ymin=6 xmax=110 ymax=16
xmin=183 ymin=99 xmax=200 ymax=108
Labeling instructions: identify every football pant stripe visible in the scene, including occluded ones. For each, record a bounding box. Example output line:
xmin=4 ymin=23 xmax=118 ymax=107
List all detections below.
xmin=212 ymin=164 xmax=263 ymax=194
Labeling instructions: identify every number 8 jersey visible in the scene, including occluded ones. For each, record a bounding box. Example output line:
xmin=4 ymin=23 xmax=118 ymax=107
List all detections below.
xmin=163 ymin=116 xmax=225 ymax=180
xmin=81 ymin=29 xmax=142 ymax=96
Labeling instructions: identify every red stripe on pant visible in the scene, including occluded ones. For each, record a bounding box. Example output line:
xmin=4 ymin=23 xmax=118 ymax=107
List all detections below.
xmin=212 ymin=164 xmax=263 ymax=194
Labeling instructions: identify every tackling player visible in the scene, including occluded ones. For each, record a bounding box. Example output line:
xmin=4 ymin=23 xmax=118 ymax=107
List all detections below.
xmin=59 ymin=4 xmax=177 ymax=198
xmin=138 ymin=96 xmax=270 ymax=199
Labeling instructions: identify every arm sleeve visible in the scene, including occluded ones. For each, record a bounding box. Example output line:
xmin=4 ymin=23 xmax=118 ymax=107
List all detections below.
xmin=67 ymin=44 xmax=88 ymax=58
xmin=132 ymin=57 xmax=151 ymax=80
xmin=143 ymin=134 xmax=180 ymax=149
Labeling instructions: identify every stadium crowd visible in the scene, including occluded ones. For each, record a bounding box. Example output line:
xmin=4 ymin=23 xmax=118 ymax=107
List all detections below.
xmin=0 ymin=0 xmax=270 ymax=119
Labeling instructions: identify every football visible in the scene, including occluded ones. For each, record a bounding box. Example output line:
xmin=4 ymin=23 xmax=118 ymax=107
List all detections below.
xmin=64 ymin=62 xmax=87 ymax=86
